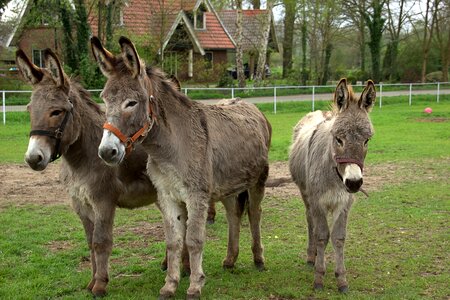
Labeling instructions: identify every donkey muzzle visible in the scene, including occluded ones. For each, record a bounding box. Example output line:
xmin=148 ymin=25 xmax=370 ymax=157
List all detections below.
xmin=98 ymin=129 xmax=126 ymax=166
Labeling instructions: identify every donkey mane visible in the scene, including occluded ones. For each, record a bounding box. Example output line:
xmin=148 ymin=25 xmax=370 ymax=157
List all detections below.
xmin=69 ymin=79 xmax=103 ymax=116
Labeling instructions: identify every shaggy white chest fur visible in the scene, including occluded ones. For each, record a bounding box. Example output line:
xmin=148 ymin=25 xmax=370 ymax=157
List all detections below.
xmin=319 ymin=188 xmax=350 ymax=226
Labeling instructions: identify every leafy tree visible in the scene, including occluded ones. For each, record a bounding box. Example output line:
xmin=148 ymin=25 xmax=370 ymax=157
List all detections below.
xmin=363 ymin=0 xmax=387 ymax=82
xmin=282 ymin=0 xmax=296 ymax=78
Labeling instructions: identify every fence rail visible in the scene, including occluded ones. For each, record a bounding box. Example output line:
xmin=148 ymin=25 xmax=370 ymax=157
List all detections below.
xmin=2 ymin=82 xmax=450 ymax=124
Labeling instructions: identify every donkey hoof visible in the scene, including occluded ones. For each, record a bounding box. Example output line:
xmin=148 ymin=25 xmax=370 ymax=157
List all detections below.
xmin=158 ymin=294 xmax=174 ymax=300
xmin=338 ymin=285 xmax=349 ymax=293
xmin=313 ymin=283 xmax=324 ymax=291
xmin=91 ymin=288 xmax=107 ymax=298
xmin=186 ymin=292 xmax=201 ymax=300
xmin=254 ymin=261 xmax=266 ymax=271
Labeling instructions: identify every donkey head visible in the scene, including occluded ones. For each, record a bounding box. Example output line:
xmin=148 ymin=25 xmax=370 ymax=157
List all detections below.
xmin=331 ymin=79 xmax=375 ymax=193
xmin=91 ymin=36 xmax=156 ymax=166
xmin=16 ymin=49 xmax=75 ymax=171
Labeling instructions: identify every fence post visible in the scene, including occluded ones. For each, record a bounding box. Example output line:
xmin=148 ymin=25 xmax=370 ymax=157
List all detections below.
xmin=184 ymin=88 xmax=188 ymax=96
xmin=231 ymin=87 xmax=234 ymax=99
xmin=274 ymin=87 xmax=277 ymax=114
xmin=312 ymin=86 xmax=315 ymax=111
xmin=409 ymin=83 xmax=412 ymax=106
xmin=379 ymin=83 xmax=383 ymax=108
xmin=437 ymin=82 xmax=440 ymax=103
xmin=2 ymin=91 xmax=5 ymax=125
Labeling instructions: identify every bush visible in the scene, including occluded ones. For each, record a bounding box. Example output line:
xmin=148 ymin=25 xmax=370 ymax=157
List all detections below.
xmin=217 ymin=70 xmax=234 ymax=88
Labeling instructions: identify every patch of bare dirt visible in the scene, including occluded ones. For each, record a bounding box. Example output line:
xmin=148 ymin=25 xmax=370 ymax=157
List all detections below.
xmin=415 ymin=117 xmax=448 ymax=123
xmin=1 ymin=158 xmax=447 ymax=209
xmin=0 ymin=163 xmax=69 ymax=208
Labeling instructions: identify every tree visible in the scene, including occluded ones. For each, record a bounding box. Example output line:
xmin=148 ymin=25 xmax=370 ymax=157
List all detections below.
xmin=383 ymin=0 xmax=412 ymax=81
xmin=434 ymin=0 xmax=450 ymax=81
xmin=254 ymin=2 xmax=273 ymax=86
xmin=342 ymin=0 xmax=368 ymax=74
xmin=282 ymin=0 xmax=296 ymax=78
xmin=420 ymin=0 xmax=439 ymax=82
xmin=235 ymin=0 xmax=246 ymax=88
xmin=363 ymin=0 xmax=387 ymax=82
xmin=300 ymin=0 xmax=308 ymax=85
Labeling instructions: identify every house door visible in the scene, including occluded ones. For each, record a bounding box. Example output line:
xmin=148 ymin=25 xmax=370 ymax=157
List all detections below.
xmin=163 ymin=51 xmax=179 ymax=77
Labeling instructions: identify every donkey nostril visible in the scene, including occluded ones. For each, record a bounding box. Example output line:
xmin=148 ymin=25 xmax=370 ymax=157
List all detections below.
xmin=111 ymin=149 xmax=117 ymax=157
xmin=345 ymin=178 xmax=363 ymax=193
xmin=37 ymin=154 xmax=43 ymax=162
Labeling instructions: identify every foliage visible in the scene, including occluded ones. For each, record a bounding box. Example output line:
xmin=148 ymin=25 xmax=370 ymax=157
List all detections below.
xmin=0 ymin=100 xmax=449 ymax=298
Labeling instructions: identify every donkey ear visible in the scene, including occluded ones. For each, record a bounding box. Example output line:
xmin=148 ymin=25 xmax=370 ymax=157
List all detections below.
xmin=15 ymin=49 xmax=44 ymax=85
xmin=359 ymin=80 xmax=376 ymax=112
xmin=334 ymin=78 xmax=349 ymax=111
xmin=119 ymin=36 xmax=142 ymax=78
xmin=43 ymin=49 xmax=66 ymax=87
xmin=91 ymin=36 xmax=116 ymax=77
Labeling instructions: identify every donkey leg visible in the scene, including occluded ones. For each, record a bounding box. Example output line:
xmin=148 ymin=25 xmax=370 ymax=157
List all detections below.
xmin=248 ymin=186 xmax=265 ymax=271
xmin=90 ymin=201 xmax=116 ymax=297
xmin=206 ymin=200 xmax=216 ymax=225
xmin=221 ymin=196 xmax=243 ymax=269
xmin=72 ymin=199 xmax=96 ymax=291
xmin=185 ymin=196 xmax=208 ymax=299
xmin=303 ymin=199 xmax=316 ymax=266
xmin=159 ymin=200 xmax=187 ymax=299
xmin=312 ymin=209 xmax=330 ymax=291
xmin=331 ymin=206 xmax=351 ymax=293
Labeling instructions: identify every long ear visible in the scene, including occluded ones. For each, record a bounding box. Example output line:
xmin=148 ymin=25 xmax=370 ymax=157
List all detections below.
xmin=119 ymin=36 xmax=142 ymax=78
xmin=359 ymin=80 xmax=376 ymax=112
xmin=15 ymin=49 xmax=44 ymax=85
xmin=43 ymin=49 xmax=66 ymax=88
xmin=334 ymin=78 xmax=349 ymax=111
xmin=90 ymin=36 xmax=116 ymax=77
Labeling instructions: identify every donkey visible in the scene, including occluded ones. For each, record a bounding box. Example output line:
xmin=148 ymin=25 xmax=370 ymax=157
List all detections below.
xmin=91 ymin=36 xmax=272 ymax=299
xmin=15 ymin=49 xmax=184 ymax=297
xmin=289 ymin=79 xmax=375 ymax=292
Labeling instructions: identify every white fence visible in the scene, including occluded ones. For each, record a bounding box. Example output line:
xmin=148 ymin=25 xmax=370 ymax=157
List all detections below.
xmin=2 ymin=82 xmax=449 ymax=124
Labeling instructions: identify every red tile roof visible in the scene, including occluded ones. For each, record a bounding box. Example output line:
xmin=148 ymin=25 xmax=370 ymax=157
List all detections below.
xmin=219 ymin=9 xmax=273 ymax=52
xmin=87 ymin=0 xmax=235 ymax=51
xmin=196 ymin=12 xmax=234 ymax=49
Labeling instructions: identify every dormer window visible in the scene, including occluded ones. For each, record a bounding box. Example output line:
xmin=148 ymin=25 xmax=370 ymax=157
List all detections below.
xmin=194 ymin=4 xmax=207 ymax=30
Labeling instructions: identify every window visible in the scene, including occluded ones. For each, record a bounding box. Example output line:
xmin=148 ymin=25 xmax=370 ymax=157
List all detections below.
xmin=194 ymin=4 xmax=207 ymax=30
xmin=195 ymin=11 xmax=205 ymax=29
xmin=204 ymin=52 xmax=213 ymax=69
xmin=32 ymin=49 xmax=44 ymax=68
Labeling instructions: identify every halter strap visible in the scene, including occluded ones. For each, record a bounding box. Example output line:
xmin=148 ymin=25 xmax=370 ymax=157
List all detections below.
xmin=103 ymin=96 xmax=157 ymax=156
xmin=334 ymin=156 xmax=364 ymax=172
xmin=29 ymin=107 xmax=72 ymax=162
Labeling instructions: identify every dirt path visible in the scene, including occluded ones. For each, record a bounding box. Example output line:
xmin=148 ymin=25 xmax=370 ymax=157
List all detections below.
xmin=0 ymin=161 xmax=389 ymax=208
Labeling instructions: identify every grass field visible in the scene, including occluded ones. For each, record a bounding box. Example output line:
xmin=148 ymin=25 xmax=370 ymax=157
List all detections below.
xmin=0 ymin=96 xmax=449 ymax=299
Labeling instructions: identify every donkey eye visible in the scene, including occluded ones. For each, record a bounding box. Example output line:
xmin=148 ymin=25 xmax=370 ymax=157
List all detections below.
xmin=51 ymin=110 xmax=63 ymax=117
xmin=335 ymin=137 xmax=343 ymax=146
xmin=126 ymin=100 xmax=138 ymax=108
xmin=364 ymin=139 xmax=370 ymax=146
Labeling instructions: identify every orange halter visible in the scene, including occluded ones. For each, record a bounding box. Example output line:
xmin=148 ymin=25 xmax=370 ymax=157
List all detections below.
xmin=103 ymin=96 xmax=157 ymax=155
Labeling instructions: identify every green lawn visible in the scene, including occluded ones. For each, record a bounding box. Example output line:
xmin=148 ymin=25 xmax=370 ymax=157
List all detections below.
xmin=0 ymin=95 xmax=449 ymax=299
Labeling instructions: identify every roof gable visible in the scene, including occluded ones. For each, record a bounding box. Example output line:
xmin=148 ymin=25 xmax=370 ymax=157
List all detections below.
xmin=218 ymin=9 xmax=279 ymax=52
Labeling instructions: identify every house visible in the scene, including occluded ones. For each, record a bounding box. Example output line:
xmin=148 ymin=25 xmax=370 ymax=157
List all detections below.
xmin=88 ymin=0 xmax=236 ymax=80
xmin=1 ymin=0 xmax=277 ymax=81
